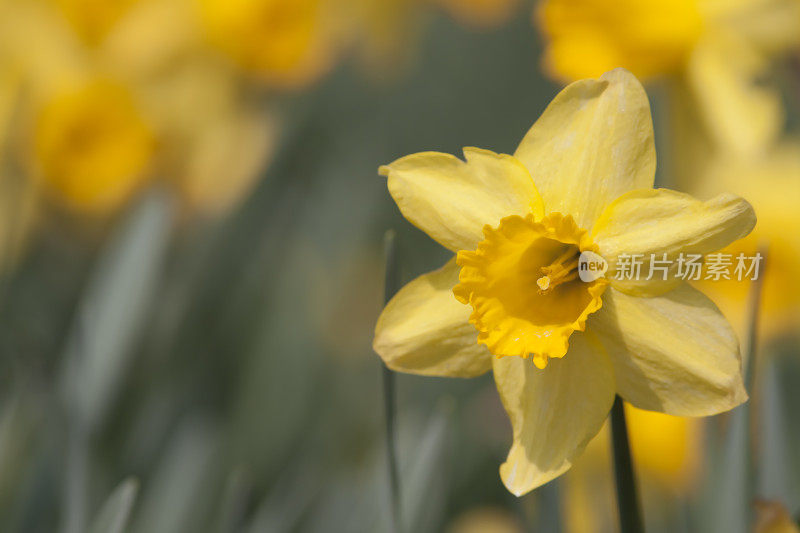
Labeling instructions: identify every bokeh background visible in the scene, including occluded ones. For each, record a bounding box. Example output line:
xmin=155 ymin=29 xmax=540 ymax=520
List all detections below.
xmin=0 ymin=0 xmax=799 ymax=532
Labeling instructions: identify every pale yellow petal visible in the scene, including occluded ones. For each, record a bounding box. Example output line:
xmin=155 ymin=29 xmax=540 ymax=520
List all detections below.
xmin=373 ymin=258 xmax=492 ymax=378
xmin=592 ymin=188 xmax=756 ymax=296
xmin=686 ymin=31 xmax=782 ymax=158
xmin=514 ymin=68 xmax=655 ymax=229
xmin=495 ymin=332 xmax=615 ymax=496
xmin=380 ymin=148 xmax=544 ymax=252
xmin=590 ymin=284 xmax=747 ymax=416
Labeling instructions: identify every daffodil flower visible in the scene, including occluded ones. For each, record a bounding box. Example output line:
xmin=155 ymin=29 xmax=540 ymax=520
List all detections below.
xmin=34 ymin=79 xmax=155 ymax=214
xmin=537 ymin=0 xmax=800 ymax=159
xmin=0 ymin=0 xmax=275 ymax=217
xmin=374 ymin=69 xmax=755 ymax=495
xmin=196 ymin=0 xmax=339 ymax=88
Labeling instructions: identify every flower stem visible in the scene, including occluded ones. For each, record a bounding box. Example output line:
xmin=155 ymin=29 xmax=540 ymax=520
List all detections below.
xmin=610 ymin=395 xmax=644 ymax=533
xmin=382 ymin=230 xmax=403 ymax=533
xmin=744 ymin=246 xmax=767 ymax=393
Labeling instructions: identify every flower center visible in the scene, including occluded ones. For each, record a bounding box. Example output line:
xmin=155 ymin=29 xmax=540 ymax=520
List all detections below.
xmin=34 ymin=80 xmax=154 ymax=213
xmin=453 ymin=213 xmax=607 ymax=368
xmin=536 ymin=246 xmax=581 ymax=294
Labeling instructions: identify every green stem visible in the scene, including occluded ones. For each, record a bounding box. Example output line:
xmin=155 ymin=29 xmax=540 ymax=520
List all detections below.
xmin=743 ymin=246 xmax=767 ymax=393
xmin=382 ymin=230 xmax=402 ymax=533
xmin=610 ymin=396 xmax=644 ymax=533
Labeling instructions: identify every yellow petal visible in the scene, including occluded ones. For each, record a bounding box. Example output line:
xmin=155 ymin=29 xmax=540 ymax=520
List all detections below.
xmin=380 ymin=148 xmax=544 ymax=252
xmin=373 ymin=258 xmax=492 ymax=378
xmin=495 ymin=332 xmax=615 ymax=496
xmin=686 ymin=31 xmax=782 ymax=158
xmin=590 ymin=284 xmax=747 ymax=416
xmin=514 ymin=68 xmax=655 ymax=229
xmin=592 ymin=188 xmax=756 ymax=296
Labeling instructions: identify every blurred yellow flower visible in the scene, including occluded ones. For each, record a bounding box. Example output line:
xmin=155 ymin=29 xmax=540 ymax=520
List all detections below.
xmin=374 ymin=69 xmax=752 ymax=495
xmin=625 ymin=404 xmax=702 ymax=489
xmin=51 ymin=0 xmax=138 ymax=45
xmin=0 ymin=0 xmax=277 ymax=218
xmin=446 ymin=506 xmax=523 ymax=533
xmin=538 ymin=0 xmax=800 ymax=158
xmin=34 ymin=79 xmax=155 ymax=214
xmin=691 ymin=143 xmax=800 ymax=334
xmin=755 ymin=501 xmax=800 ymax=533
xmin=140 ymin=59 xmax=277 ymax=215
xmin=562 ymin=405 xmax=702 ymax=532
xmin=196 ymin=0 xmax=336 ymax=87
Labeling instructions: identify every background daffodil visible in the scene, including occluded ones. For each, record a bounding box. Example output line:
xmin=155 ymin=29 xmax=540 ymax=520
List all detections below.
xmin=690 ymin=142 xmax=800 ymax=336
xmin=374 ymin=68 xmax=755 ymax=495
xmin=563 ymin=406 xmax=704 ymax=533
xmin=0 ymin=0 xmax=276 ymax=217
xmin=537 ymin=0 xmax=800 ymax=160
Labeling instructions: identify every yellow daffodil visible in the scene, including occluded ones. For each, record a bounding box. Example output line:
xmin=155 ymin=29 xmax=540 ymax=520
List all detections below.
xmin=374 ymin=69 xmax=754 ymax=495
xmin=195 ymin=0 xmax=339 ymax=87
xmin=537 ymin=0 xmax=800 ymax=159
xmin=33 ymin=78 xmax=155 ymax=214
xmin=2 ymin=0 xmax=275 ymax=217
xmin=139 ymin=59 xmax=277 ymax=216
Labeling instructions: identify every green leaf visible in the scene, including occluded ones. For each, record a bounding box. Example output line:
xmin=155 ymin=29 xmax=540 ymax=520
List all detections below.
xmin=60 ymin=190 xmax=173 ymax=431
xmin=757 ymin=358 xmax=798 ymax=505
xmin=89 ymin=479 xmax=139 ymax=533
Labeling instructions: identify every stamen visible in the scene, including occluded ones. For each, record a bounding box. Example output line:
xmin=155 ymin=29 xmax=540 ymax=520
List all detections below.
xmin=536 ymin=276 xmax=551 ymax=291
xmin=537 ymin=247 xmax=580 ymax=294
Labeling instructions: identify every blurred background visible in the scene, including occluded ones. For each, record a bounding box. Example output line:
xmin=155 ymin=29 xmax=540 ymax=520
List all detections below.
xmin=0 ymin=0 xmax=799 ymax=532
